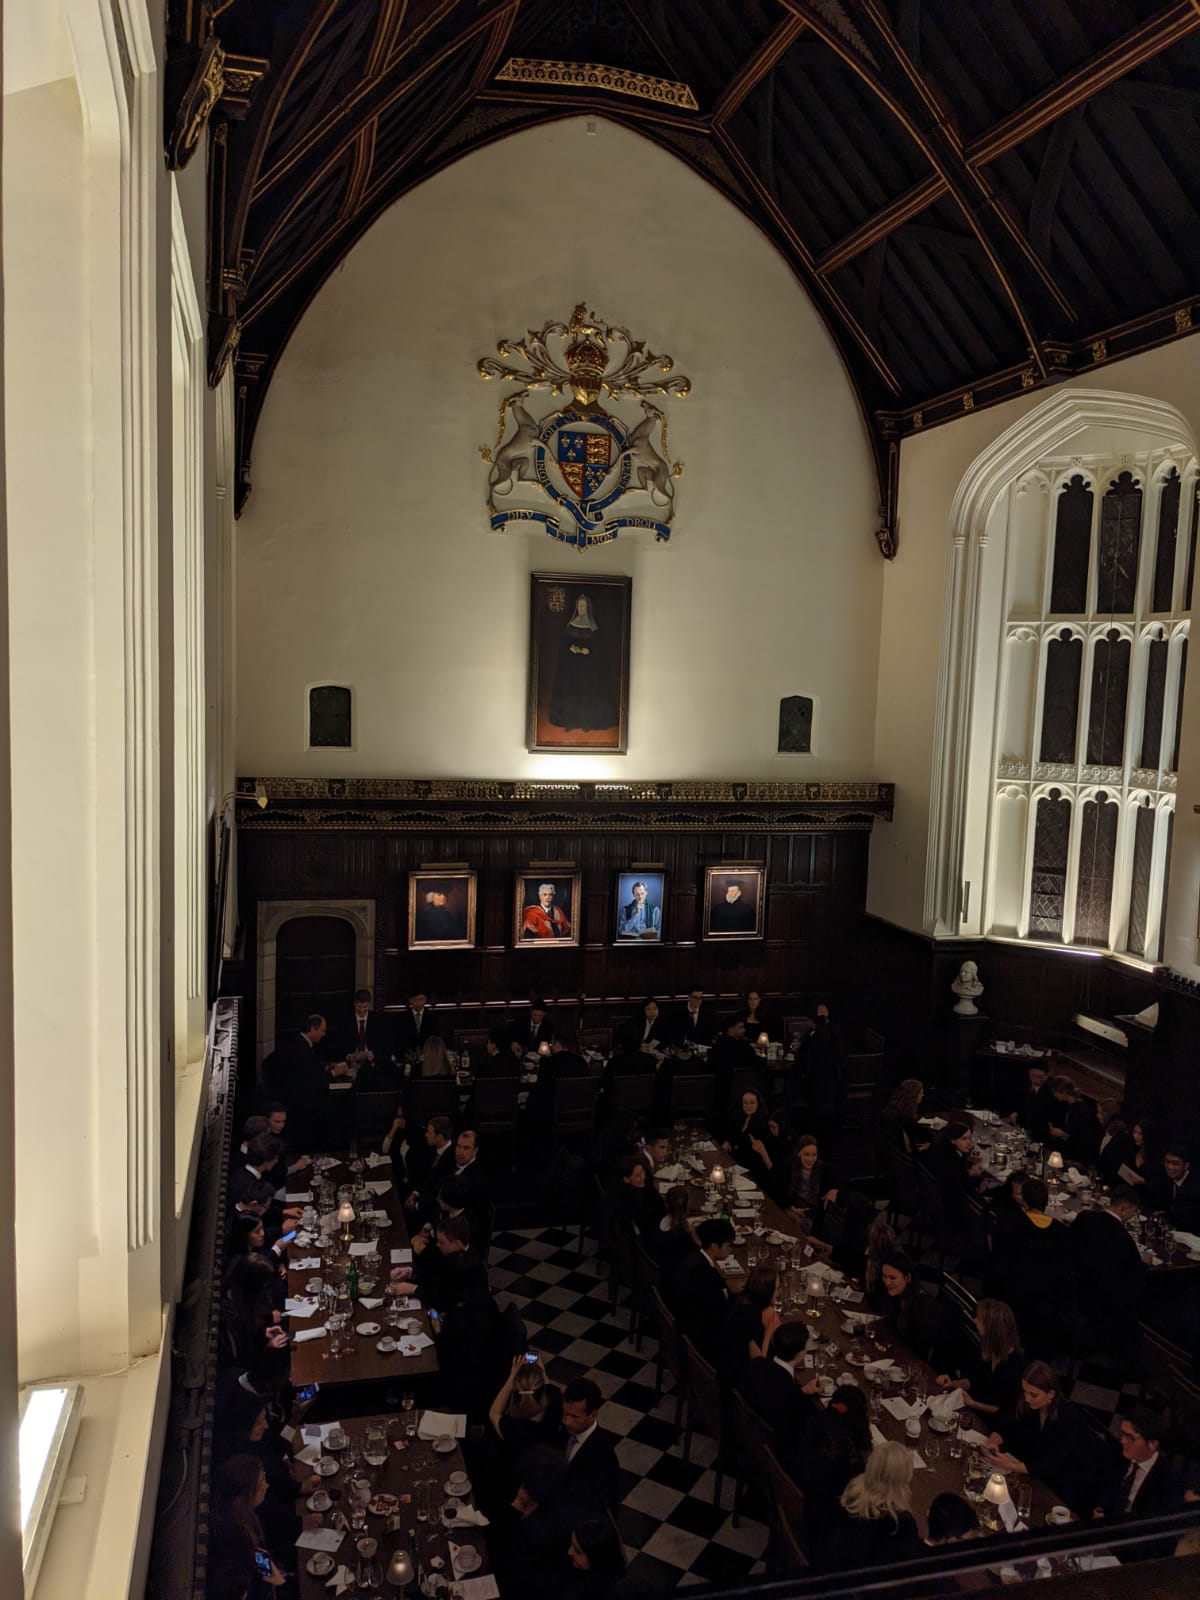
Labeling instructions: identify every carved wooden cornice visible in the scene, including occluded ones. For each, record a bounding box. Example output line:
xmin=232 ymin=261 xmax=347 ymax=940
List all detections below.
xmin=234 ymin=776 xmax=895 ymax=833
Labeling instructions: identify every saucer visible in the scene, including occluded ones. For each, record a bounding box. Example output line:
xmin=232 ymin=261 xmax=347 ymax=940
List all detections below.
xmin=306 ymin=1553 xmax=335 ymax=1577
xmin=433 ymin=1436 xmax=457 ymax=1454
xmin=314 ymin=1457 xmax=340 ymax=1476
xmin=376 ymin=1337 xmax=397 ymax=1353
xmin=307 ymin=1491 xmax=332 ymax=1512
xmin=444 ymin=1477 xmax=471 ymax=1496
xmin=453 ymin=1545 xmax=481 ymax=1574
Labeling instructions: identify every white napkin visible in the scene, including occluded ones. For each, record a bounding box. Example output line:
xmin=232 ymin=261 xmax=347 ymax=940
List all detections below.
xmin=400 ymin=1334 xmax=435 ymax=1355
xmin=864 ymin=1358 xmax=900 ymax=1376
xmin=958 ymin=1427 xmax=989 ymax=1447
xmin=695 ymin=1140 xmax=717 ymax=1151
xmin=456 ymin=1579 xmax=500 ymax=1600
xmin=285 ymin=1297 xmax=319 ymax=1318
xmin=293 ymin=1325 xmax=328 ymax=1343
xmin=364 ymin=1209 xmax=390 ymax=1224
xmin=926 ymin=1389 xmax=965 ymax=1420
xmin=830 ymin=1286 xmax=864 ymax=1304
xmin=359 ymin=1297 xmax=383 ymax=1310
xmin=296 ymin=1527 xmax=345 ymax=1552
xmin=1000 ymin=1498 xmax=1019 ymax=1531
xmin=919 ymin=1115 xmax=947 ymax=1130
xmin=285 ymin=1191 xmax=314 ymax=1203
xmin=448 ymin=1504 xmax=489 ymax=1527
xmin=396 ymin=1296 xmax=421 ymax=1311
xmin=365 ymin=1152 xmax=391 ymax=1168
xmin=656 ymin=1163 xmax=685 ymax=1182
xmin=293 ymin=1256 xmax=322 ymax=1271
xmin=418 ymin=1410 xmax=466 ymax=1440
xmin=869 ymin=1423 xmax=887 ymax=1446
xmin=391 ymin=1248 xmax=413 ymax=1265
xmin=733 ymin=1207 xmax=758 ymax=1219
xmin=294 ymin=1443 xmax=322 ymax=1465
xmin=366 ymin=1180 xmax=392 ymax=1195
xmin=881 ymin=1396 xmax=925 ymax=1422
xmin=348 ymin=1242 xmax=374 ymax=1256
xmin=1173 ymin=1230 xmax=1200 ymax=1251
xmin=293 ymin=1233 xmax=315 ymax=1247
xmin=911 ymin=1450 xmax=929 ymax=1470
xmin=732 ymin=1174 xmax=757 ymax=1191
xmin=325 ymin=1564 xmax=355 ymax=1595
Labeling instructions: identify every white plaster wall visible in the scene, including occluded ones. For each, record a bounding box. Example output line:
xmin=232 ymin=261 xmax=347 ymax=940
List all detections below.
xmin=237 ymin=118 xmax=881 ymax=782
xmin=868 ymin=338 xmax=1200 ymax=972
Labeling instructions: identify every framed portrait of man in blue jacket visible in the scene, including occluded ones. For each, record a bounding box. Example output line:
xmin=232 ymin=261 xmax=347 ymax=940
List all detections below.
xmin=614 ymin=870 xmax=665 ymax=943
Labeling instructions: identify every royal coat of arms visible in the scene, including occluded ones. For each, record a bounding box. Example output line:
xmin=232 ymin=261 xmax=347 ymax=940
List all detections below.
xmin=478 ymin=304 xmax=689 ymax=550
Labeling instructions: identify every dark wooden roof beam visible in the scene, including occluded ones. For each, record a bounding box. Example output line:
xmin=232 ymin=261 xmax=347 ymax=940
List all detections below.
xmin=966 ymin=1 xmax=1200 ymax=167
xmin=816 ymin=174 xmax=944 ymax=272
xmin=711 ymin=14 xmax=806 ymax=125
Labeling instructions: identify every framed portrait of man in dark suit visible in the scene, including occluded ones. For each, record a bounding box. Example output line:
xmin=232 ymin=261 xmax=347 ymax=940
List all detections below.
xmin=514 ymin=871 xmax=581 ymax=948
xmin=614 ymin=870 xmax=665 ymax=944
xmin=703 ymin=865 xmax=765 ymax=941
xmin=407 ymin=870 xmax=477 ymax=949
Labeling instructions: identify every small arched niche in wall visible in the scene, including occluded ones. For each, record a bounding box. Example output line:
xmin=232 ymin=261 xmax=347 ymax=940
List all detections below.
xmin=307 ymin=683 xmax=353 ymax=749
xmin=777 ymin=695 xmax=816 ymax=754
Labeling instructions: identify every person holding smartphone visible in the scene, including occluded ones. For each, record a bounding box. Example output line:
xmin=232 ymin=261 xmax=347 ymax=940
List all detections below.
xmin=488 ymin=1352 xmax=565 ymax=1465
xmin=212 ymin=1453 xmax=288 ymax=1592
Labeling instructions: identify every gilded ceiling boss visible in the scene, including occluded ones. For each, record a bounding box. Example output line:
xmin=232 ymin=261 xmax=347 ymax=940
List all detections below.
xmin=478 ymin=304 xmax=690 ymax=550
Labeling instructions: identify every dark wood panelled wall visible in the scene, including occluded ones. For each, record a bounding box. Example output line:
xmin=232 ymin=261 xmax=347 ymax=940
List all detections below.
xmin=237 ymin=824 xmax=869 ymax=1015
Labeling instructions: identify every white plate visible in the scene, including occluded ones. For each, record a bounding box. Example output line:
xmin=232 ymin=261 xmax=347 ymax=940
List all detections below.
xmin=444 ymin=1478 xmax=471 ymax=1497
xmin=306 ymin=1553 xmax=335 ymax=1577
xmin=453 ymin=1546 xmax=481 ymax=1574
xmin=357 ymin=1321 xmax=381 ymax=1336
xmin=313 ymin=1457 xmax=339 ymax=1477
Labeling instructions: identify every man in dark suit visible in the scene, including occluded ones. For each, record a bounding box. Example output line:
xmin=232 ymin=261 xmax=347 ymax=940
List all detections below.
xmin=394 ymin=989 xmax=440 ymax=1059
xmin=338 ymin=987 xmax=394 ymax=1064
xmin=709 ymin=1017 xmax=760 ymax=1119
xmin=417 ymin=1215 xmax=496 ymax=1416
xmin=1047 ymin=1075 xmax=1102 ymax=1168
xmin=674 ymin=988 xmax=714 ymax=1048
xmin=405 ymin=1113 xmax=456 ymax=1222
xmin=558 ymin=1379 xmax=619 ymax=1517
xmin=1162 ymin=1144 xmax=1200 ymax=1233
xmin=1070 ymin=1186 xmax=1145 ymax=1359
xmin=262 ymin=1013 xmax=330 ymax=1144
xmin=509 ymin=1000 xmax=555 ymax=1056
xmin=672 ymin=1218 xmax=735 ymax=1359
xmin=709 ymin=879 xmax=756 ymax=934
xmin=230 ymin=1133 xmax=303 ymax=1235
xmin=447 ymin=1127 xmax=490 ymax=1245
xmin=1009 ymin=1061 xmax=1055 ymax=1141
xmin=1103 ymin=1407 xmax=1185 ymax=1524
xmin=737 ymin=1320 xmax=820 ymax=1471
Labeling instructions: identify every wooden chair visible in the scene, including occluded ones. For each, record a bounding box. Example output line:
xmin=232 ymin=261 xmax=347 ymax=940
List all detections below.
xmin=578 ymin=1026 xmax=612 ymax=1055
xmin=551 ymin=1075 xmax=599 ymax=1141
xmin=886 ymin=1146 xmax=920 ymax=1233
xmin=1164 ymin=1362 xmax=1200 ymax=1456
xmin=863 ymin=1027 xmax=886 ymax=1054
xmin=469 ymin=1076 xmax=520 ymax=1165
xmin=783 ymin=1015 xmax=814 ymax=1047
xmin=763 ymin=1444 xmax=809 ymax=1571
xmin=406 ymin=1077 xmax=459 ymax=1122
xmin=610 ymin=1074 xmax=654 ymax=1118
xmin=454 ymin=1028 xmax=491 ymax=1056
xmin=731 ymin=1390 xmax=776 ymax=1526
xmin=681 ymin=1338 xmax=727 ymax=1507
xmin=914 ymin=1157 xmax=947 ymax=1264
xmin=650 ymin=1286 xmax=687 ymax=1428
xmin=729 ymin=1066 xmax=769 ymax=1109
xmin=844 ymin=1050 xmax=882 ymax=1132
xmin=353 ymin=1090 xmax=397 ymax=1149
xmin=1140 ymin=1321 xmax=1190 ymax=1392
xmin=668 ymin=1073 xmax=715 ymax=1121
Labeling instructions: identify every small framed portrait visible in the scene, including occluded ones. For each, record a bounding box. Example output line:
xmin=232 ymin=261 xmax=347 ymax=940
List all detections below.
xmin=527 ymin=572 xmax=632 ymax=753
xmin=514 ymin=871 xmax=581 ymax=948
xmin=613 ymin=870 xmax=666 ymax=944
xmin=407 ymin=870 xmax=477 ymax=950
xmin=702 ymin=865 xmax=766 ymax=941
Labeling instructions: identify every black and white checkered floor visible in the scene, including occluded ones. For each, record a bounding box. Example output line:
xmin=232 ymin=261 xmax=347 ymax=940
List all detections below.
xmin=488 ymin=1225 xmax=1146 ymax=1594
xmin=489 ymin=1226 xmax=769 ymax=1592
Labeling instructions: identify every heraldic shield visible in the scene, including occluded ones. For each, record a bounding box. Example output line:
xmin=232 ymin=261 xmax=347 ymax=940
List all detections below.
xmin=557 ymin=426 xmax=612 ymax=500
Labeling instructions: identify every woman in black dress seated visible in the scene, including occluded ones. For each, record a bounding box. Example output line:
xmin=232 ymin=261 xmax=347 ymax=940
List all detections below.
xmin=879 ymin=1078 xmax=929 ymax=1156
xmin=739 ymin=989 xmax=773 ymax=1042
xmin=798 ymin=1384 xmax=870 ymax=1565
xmin=879 ymin=1253 xmax=954 ymax=1370
xmin=937 ymin=1297 xmax=1024 ymax=1425
xmin=821 ymin=1440 xmax=924 ymax=1573
xmin=719 ymin=1088 xmax=785 ymax=1188
xmin=770 ymin=1134 xmax=839 ymax=1235
xmin=647 ymin=1184 xmax=701 ymax=1295
xmin=985 ymin=1361 xmax=1118 ymax=1518
xmin=717 ymin=1264 xmax=779 ymax=1390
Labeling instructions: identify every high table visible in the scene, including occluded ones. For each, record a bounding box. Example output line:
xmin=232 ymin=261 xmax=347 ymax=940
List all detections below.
xmin=662 ymin=1141 xmax=1064 ymax=1531
xmin=295 ymin=1412 xmax=493 ymax=1599
xmin=287 ymin=1154 xmax=440 ymax=1390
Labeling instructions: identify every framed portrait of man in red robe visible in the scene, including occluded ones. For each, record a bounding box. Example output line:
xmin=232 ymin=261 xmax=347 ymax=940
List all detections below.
xmin=513 ymin=871 xmax=581 ymax=948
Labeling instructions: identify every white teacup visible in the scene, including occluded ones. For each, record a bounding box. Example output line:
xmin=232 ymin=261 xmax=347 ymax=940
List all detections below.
xmin=447 ymin=1471 xmax=468 ymax=1490
xmin=310 ymin=1490 xmax=331 ymax=1512
xmin=1048 ymin=1505 xmax=1071 ymax=1525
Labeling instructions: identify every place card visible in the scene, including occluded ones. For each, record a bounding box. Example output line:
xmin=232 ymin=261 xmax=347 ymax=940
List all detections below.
xmin=365 ymin=1153 xmax=392 ymax=1168
xmin=717 ymin=1256 xmax=743 ymax=1275
xmin=349 ymin=1242 xmax=375 ymax=1256
xmin=294 ymin=1443 xmax=322 ymax=1465
xmin=391 ymin=1248 xmax=413 ymax=1265
xmin=292 ymin=1257 xmax=321 ymax=1271
xmin=301 ymin=1422 xmax=343 ymax=1443
xmin=456 ymin=1577 xmax=500 ymax=1600
xmin=399 ymin=1335 xmax=434 ymax=1356
xmin=365 ymin=1180 xmax=392 ymax=1195
xmin=285 ymin=1191 xmax=314 ymax=1203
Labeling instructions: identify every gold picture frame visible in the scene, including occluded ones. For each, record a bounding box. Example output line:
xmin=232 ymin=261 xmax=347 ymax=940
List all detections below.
xmin=513 ymin=870 xmax=582 ymax=948
xmin=702 ymin=864 xmax=766 ymax=941
xmin=407 ymin=869 xmax=477 ymax=950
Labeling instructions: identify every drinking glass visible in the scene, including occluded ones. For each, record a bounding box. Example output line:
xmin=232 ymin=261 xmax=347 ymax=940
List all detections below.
xmin=947 ymin=1428 xmax=964 ymax=1462
xmin=1015 ymin=1476 xmax=1033 ymax=1521
xmin=365 ymin=1423 xmax=388 ymax=1468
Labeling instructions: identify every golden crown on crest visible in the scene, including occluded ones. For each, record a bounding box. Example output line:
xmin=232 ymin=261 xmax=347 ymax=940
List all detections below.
xmin=478 ymin=302 xmax=691 ymax=408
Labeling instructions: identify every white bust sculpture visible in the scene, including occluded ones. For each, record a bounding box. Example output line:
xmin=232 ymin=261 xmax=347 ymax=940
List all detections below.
xmin=951 ymin=959 xmax=984 ymax=1016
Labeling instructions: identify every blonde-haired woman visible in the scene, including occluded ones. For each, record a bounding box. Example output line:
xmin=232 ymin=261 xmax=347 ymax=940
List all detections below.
xmin=488 ymin=1353 xmax=564 ymax=1495
xmin=937 ymin=1298 xmax=1024 ymax=1421
xmin=420 ymin=1036 xmax=452 ymax=1078
xmin=822 ymin=1441 xmax=924 ymax=1572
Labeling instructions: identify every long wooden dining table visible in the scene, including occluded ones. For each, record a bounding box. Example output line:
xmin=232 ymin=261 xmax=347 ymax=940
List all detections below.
xmin=286 ymin=1154 xmax=440 ymax=1389
xmin=662 ymin=1141 xmax=1063 ymax=1530
xmin=294 ymin=1412 xmax=494 ymax=1599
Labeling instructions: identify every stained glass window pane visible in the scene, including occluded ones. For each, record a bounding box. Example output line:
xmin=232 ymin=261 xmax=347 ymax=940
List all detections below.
xmin=1075 ymin=795 xmax=1118 ymax=947
xmin=1156 ymin=810 xmax=1174 ymax=963
xmin=1040 ymin=631 xmax=1082 ymax=763
xmin=1186 ymin=486 xmax=1199 ymax=612
xmin=1049 ymin=475 xmax=1092 ymax=612
xmin=309 ymin=685 xmax=352 ymax=748
xmin=1140 ymin=638 xmax=1168 ymax=770
xmin=1151 ymin=469 xmax=1181 ymax=612
xmin=1029 ymin=792 xmax=1070 ymax=938
xmin=1096 ymin=472 xmax=1142 ymax=614
xmin=1171 ymin=638 xmax=1188 ymax=772
xmin=1126 ymin=804 xmax=1156 ymax=959
xmin=1086 ymin=630 xmax=1130 ymax=767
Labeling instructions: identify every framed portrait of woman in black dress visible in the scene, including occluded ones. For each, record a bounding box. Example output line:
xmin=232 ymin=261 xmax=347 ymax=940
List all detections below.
xmin=527 ymin=572 xmax=631 ymax=752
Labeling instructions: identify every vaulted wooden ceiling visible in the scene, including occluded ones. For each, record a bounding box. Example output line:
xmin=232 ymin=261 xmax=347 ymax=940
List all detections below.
xmin=169 ymin=1 xmax=1200 ymax=549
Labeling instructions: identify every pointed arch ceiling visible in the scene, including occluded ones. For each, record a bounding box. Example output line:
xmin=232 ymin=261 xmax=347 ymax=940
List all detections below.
xmin=171 ymin=0 xmax=1200 ymax=545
